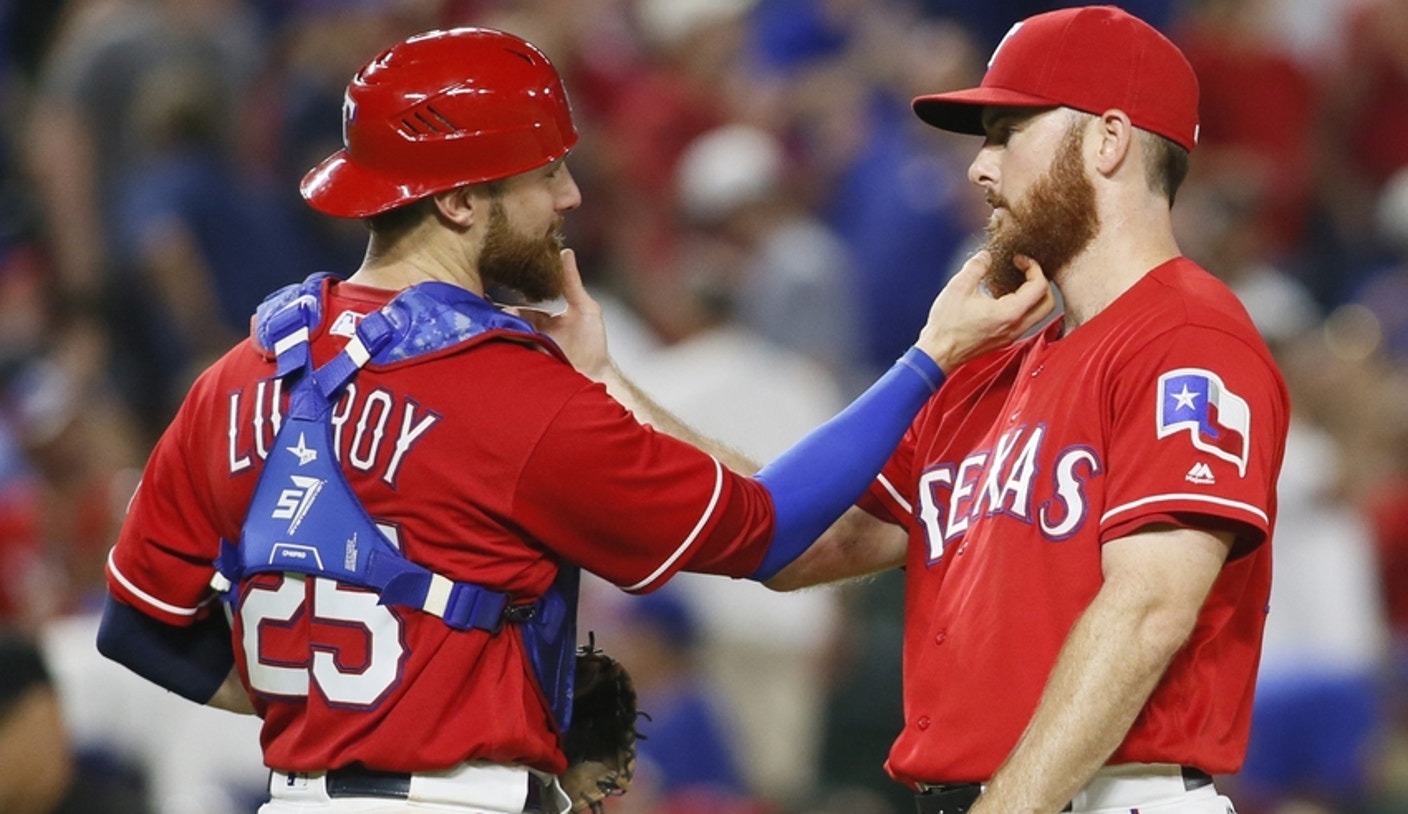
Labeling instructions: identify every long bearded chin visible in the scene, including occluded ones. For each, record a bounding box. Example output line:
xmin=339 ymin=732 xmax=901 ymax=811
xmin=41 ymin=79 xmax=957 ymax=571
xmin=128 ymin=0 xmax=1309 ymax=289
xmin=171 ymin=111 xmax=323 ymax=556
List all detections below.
xmin=479 ymin=199 xmax=566 ymax=304
xmin=982 ymin=122 xmax=1099 ymax=295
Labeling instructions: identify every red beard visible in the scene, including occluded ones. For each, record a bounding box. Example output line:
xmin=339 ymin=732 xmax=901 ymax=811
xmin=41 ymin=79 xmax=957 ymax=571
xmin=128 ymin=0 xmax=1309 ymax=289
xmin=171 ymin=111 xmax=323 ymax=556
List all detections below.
xmin=479 ymin=199 xmax=566 ymax=304
xmin=982 ymin=121 xmax=1099 ymax=295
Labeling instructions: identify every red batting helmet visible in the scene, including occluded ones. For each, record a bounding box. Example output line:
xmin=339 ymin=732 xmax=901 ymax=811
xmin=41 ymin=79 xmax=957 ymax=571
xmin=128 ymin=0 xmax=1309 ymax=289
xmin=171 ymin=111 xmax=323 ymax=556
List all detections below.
xmin=300 ymin=27 xmax=579 ymax=218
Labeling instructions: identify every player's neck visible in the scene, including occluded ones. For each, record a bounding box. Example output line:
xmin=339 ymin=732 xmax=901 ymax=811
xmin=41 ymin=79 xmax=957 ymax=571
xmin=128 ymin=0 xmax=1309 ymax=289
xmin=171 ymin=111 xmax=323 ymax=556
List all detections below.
xmin=348 ymin=238 xmax=487 ymax=295
xmin=1054 ymin=225 xmax=1179 ymax=335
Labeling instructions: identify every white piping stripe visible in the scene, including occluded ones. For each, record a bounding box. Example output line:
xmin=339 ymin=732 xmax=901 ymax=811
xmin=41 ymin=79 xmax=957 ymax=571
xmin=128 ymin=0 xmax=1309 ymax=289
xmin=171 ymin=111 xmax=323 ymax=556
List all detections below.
xmin=624 ymin=458 xmax=725 ymax=592
xmin=106 ymin=548 xmax=207 ymax=617
xmin=273 ymin=327 xmax=309 ymax=356
xmin=1101 ymin=493 xmax=1269 ymax=525
xmin=877 ymin=473 xmax=912 ymax=515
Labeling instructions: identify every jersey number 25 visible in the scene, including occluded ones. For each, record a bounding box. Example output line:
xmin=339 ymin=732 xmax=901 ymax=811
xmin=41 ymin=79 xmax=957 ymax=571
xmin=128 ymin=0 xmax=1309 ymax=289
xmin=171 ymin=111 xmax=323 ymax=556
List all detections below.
xmin=239 ymin=574 xmax=407 ymax=707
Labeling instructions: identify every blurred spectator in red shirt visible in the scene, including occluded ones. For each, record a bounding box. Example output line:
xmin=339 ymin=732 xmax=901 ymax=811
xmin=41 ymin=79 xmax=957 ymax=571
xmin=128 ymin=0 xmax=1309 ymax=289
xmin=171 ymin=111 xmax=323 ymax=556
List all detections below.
xmin=1175 ymin=0 xmax=1319 ymax=257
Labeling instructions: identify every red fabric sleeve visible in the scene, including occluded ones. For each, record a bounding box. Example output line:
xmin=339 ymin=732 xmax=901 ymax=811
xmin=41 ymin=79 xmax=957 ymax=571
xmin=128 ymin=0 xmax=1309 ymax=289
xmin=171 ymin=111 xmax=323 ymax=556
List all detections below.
xmin=512 ymin=384 xmax=776 ymax=592
xmin=1099 ymin=324 xmax=1288 ymax=555
xmin=106 ymin=384 xmax=228 ymax=626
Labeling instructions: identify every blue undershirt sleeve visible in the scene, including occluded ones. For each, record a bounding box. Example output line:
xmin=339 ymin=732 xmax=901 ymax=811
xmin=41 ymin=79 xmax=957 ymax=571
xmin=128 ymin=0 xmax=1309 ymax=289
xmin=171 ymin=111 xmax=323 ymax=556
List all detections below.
xmin=749 ymin=346 xmax=944 ymax=581
xmin=96 ymin=594 xmax=236 ymax=704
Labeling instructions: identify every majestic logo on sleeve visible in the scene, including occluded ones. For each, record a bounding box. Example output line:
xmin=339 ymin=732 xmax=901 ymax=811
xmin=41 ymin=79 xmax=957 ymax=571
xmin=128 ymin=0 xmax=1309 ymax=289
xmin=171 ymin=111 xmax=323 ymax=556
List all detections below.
xmin=1156 ymin=369 xmax=1250 ymax=476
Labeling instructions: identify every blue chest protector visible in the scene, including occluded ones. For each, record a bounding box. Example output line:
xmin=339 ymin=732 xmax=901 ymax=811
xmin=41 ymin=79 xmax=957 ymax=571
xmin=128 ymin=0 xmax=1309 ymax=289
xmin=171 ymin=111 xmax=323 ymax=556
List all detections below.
xmin=213 ymin=274 xmax=581 ymax=730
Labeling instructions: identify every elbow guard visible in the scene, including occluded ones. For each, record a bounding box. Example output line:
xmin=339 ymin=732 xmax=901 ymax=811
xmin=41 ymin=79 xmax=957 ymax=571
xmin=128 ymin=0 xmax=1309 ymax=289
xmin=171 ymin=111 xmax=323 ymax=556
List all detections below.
xmin=96 ymin=594 xmax=236 ymax=705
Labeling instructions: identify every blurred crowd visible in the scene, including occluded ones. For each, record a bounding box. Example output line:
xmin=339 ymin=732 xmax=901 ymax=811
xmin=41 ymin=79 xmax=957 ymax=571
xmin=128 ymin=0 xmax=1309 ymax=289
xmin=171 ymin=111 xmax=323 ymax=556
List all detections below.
xmin=0 ymin=0 xmax=1406 ymax=813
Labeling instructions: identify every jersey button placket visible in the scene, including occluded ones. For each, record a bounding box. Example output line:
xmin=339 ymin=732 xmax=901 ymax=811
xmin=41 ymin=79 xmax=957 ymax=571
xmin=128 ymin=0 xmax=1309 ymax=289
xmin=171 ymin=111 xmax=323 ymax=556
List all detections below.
xmin=934 ymin=630 xmax=947 ymax=645
xmin=916 ymin=716 xmax=932 ymax=731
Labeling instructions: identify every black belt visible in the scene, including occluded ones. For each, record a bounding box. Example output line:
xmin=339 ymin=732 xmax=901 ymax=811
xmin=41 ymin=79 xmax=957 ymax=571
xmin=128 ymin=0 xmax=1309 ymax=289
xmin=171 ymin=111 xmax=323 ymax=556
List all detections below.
xmin=1177 ymin=766 xmax=1215 ymax=789
xmin=322 ymin=766 xmax=548 ymax=812
xmin=914 ymin=782 xmax=982 ymax=814
xmin=914 ymin=767 xmax=1213 ymax=814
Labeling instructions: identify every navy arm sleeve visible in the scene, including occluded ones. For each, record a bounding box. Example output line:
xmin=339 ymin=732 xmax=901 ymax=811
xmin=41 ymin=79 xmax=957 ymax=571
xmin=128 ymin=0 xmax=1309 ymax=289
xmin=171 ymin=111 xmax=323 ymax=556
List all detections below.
xmin=96 ymin=594 xmax=236 ymax=704
xmin=749 ymin=346 xmax=943 ymax=580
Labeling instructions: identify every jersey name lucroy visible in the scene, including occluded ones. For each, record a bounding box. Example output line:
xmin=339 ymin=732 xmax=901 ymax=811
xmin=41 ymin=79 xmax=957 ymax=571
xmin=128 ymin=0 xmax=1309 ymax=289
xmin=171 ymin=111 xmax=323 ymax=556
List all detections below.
xmin=227 ymin=378 xmax=442 ymax=488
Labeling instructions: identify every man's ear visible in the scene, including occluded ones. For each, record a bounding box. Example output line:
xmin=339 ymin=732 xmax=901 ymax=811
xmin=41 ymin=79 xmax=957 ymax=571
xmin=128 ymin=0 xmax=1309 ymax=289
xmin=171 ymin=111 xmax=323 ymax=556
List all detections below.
xmin=1093 ymin=109 xmax=1135 ymax=178
xmin=431 ymin=186 xmax=477 ymax=229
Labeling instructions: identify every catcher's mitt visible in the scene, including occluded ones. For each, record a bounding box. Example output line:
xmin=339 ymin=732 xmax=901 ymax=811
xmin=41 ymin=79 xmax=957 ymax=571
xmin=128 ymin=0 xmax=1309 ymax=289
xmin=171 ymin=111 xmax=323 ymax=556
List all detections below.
xmin=559 ymin=636 xmax=645 ymax=813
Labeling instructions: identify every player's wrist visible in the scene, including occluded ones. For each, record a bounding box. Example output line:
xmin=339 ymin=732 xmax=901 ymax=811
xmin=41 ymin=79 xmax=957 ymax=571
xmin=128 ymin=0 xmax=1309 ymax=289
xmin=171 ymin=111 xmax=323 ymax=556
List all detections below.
xmin=899 ymin=346 xmax=946 ymax=392
xmin=913 ymin=332 xmax=957 ymax=375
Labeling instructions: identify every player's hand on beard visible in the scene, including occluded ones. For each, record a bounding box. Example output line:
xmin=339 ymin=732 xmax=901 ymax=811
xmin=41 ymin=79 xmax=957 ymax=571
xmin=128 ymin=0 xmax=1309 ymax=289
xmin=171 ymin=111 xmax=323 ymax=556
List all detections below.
xmin=506 ymin=248 xmax=614 ymax=381
xmin=915 ymin=250 xmax=1055 ymax=372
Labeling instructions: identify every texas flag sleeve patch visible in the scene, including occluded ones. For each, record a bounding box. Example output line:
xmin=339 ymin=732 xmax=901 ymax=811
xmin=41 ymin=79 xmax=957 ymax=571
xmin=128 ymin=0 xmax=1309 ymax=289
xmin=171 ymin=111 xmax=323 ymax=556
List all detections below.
xmin=1155 ymin=368 xmax=1251 ymax=477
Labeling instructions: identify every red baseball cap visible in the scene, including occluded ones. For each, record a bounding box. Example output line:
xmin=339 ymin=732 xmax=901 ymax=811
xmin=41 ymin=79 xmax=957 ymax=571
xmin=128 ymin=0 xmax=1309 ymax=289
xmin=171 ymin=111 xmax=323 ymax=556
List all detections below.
xmin=912 ymin=5 xmax=1199 ymax=152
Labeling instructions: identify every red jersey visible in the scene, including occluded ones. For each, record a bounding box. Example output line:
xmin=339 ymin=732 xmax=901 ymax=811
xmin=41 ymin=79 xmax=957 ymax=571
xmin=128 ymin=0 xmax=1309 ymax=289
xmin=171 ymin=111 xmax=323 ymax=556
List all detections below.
xmin=106 ymin=280 xmax=776 ymax=774
xmin=859 ymin=258 xmax=1289 ymax=785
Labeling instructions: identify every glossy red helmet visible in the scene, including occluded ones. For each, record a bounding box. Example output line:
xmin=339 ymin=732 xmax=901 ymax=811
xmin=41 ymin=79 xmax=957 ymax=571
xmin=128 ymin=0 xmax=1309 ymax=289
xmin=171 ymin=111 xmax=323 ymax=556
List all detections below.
xmin=300 ymin=27 xmax=578 ymax=218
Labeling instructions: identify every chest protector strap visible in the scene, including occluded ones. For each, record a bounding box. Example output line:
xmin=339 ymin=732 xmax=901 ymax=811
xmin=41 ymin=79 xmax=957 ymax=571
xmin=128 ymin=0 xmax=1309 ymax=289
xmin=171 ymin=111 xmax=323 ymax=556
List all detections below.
xmin=215 ymin=276 xmax=583 ymax=727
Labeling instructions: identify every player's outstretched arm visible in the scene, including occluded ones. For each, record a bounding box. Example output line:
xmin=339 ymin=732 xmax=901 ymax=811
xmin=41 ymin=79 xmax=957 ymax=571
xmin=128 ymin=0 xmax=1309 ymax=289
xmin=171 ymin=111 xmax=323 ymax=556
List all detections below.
xmin=531 ymin=247 xmax=1052 ymax=584
xmin=748 ymin=251 xmax=1053 ymax=585
xmin=528 ymin=248 xmax=1051 ymax=467
xmin=744 ymin=252 xmax=1052 ymax=582
xmin=764 ymin=504 xmax=909 ymax=591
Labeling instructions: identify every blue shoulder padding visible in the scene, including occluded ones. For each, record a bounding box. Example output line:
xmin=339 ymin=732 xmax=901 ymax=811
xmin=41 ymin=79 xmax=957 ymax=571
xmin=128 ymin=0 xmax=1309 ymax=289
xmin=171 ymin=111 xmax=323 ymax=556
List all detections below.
xmin=255 ymin=273 xmax=334 ymax=378
xmin=377 ymin=281 xmax=546 ymax=362
xmin=252 ymin=274 xmax=552 ymax=367
xmin=750 ymin=347 xmax=944 ymax=581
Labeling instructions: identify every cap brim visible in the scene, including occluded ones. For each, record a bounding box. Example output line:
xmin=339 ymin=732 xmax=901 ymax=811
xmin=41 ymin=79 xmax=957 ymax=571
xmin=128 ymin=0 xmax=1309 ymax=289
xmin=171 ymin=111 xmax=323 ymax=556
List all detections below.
xmin=912 ymin=86 xmax=1061 ymax=135
xmin=300 ymin=151 xmax=431 ymax=219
